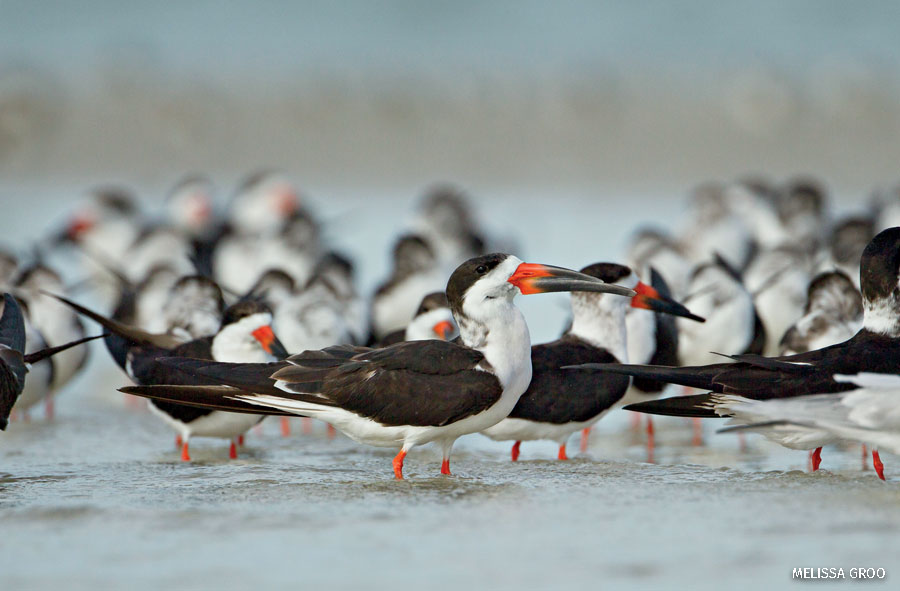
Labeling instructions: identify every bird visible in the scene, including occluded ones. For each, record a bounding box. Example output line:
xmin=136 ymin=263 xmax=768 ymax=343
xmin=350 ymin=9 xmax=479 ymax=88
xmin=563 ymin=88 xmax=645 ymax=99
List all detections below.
xmin=377 ymin=292 xmax=458 ymax=346
xmin=481 ymin=262 xmax=703 ymax=462
xmin=715 ymin=373 xmax=900 ymax=480
xmin=370 ymin=234 xmax=446 ymax=340
xmin=118 ymin=254 xmax=637 ymax=479
xmin=779 ymin=271 xmax=863 ymax=356
xmin=572 ymin=227 xmax=900 ymax=475
xmin=48 ymin=292 xmax=289 ymax=461
xmin=1 ymin=293 xmax=102 ymax=429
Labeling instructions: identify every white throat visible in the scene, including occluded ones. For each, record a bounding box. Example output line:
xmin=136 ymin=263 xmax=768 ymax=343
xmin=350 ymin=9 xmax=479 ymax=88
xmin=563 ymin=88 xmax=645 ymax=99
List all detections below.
xmin=569 ymin=292 xmax=630 ymax=363
xmin=212 ymin=312 xmax=277 ymax=363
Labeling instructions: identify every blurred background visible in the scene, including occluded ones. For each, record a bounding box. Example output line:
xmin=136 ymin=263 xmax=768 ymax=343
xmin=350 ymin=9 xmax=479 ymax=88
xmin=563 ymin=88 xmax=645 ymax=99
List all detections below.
xmin=2 ymin=0 xmax=899 ymax=193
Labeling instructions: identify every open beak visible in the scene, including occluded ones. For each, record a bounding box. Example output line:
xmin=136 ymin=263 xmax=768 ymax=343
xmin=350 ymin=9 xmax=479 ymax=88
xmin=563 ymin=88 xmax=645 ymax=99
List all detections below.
xmin=507 ymin=263 xmax=636 ymax=297
xmin=432 ymin=320 xmax=455 ymax=340
xmin=251 ymin=325 xmax=291 ymax=359
xmin=631 ymin=282 xmax=705 ymax=322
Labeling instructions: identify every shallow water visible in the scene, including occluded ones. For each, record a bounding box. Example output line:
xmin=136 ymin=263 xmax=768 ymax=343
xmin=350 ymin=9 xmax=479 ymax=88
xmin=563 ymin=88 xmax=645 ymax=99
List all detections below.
xmin=3 ymin=380 xmax=899 ymax=590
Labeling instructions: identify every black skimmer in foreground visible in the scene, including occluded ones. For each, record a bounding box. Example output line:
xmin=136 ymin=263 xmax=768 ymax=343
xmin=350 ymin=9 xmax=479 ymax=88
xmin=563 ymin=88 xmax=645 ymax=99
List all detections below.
xmin=482 ymin=263 xmax=703 ymax=461
xmin=573 ymin=227 xmax=900 ymax=477
xmin=716 ymin=372 xmax=900 ymax=480
xmin=119 ymin=254 xmax=636 ymax=479
xmin=1 ymin=293 xmax=102 ymax=429
xmin=50 ymin=293 xmax=289 ymax=461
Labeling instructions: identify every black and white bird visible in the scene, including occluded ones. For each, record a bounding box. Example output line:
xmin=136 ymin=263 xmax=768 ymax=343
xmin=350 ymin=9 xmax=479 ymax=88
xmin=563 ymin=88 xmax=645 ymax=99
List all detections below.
xmin=50 ymin=293 xmax=289 ymax=461
xmin=715 ymin=372 xmax=900 ymax=480
xmin=779 ymin=271 xmax=863 ymax=356
xmin=1 ymin=293 xmax=102 ymax=429
xmin=481 ymin=263 xmax=702 ymax=461
xmin=370 ymin=234 xmax=446 ymax=340
xmin=377 ymin=292 xmax=458 ymax=346
xmin=573 ymin=227 xmax=900 ymax=476
xmin=119 ymin=254 xmax=636 ymax=478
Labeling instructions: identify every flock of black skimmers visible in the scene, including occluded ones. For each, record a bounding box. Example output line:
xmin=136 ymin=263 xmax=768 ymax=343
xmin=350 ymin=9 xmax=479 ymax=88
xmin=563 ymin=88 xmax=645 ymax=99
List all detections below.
xmin=2 ymin=173 xmax=899 ymax=481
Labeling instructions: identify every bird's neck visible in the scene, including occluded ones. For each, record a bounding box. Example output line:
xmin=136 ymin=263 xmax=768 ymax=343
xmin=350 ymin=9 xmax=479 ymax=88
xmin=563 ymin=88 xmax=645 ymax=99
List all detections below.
xmin=863 ymin=296 xmax=900 ymax=338
xmin=568 ymin=296 xmax=629 ymax=363
xmin=458 ymin=304 xmax=531 ymax=391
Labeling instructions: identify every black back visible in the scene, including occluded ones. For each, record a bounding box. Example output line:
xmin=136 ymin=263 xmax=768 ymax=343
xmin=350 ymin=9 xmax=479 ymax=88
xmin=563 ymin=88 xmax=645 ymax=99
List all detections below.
xmin=508 ymin=335 xmax=630 ymax=423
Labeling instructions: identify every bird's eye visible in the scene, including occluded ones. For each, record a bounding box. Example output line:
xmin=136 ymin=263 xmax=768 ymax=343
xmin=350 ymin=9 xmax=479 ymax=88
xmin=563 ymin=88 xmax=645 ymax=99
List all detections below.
xmin=476 ymin=265 xmax=487 ymax=274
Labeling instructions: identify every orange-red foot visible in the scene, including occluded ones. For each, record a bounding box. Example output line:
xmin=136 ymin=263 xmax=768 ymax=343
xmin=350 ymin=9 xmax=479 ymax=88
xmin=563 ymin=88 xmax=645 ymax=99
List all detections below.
xmin=301 ymin=417 xmax=313 ymax=435
xmin=511 ymin=441 xmax=521 ymax=462
xmin=580 ymin=428 xmax=591 ymax=453
xmin=175 ymin=434 xmax=183 ymax=448
xmin=692 ymin=418 xmax=703 ymax=446
xmin=862 ymin=444 xmax=868 ymax=471
xmin=44 ymin=397 xmax=55 ymax=421
xmin=558 ymin=444 xmax=568 ymax=461
xmin=280 ymin=417 xmax=291 ymax=437
xmin=392 ymin=450 xmax=407 ymax=480
xmin=181 ymin=442 xmax=191 ymax=462
xmin=809 ymin=447 xmax=822 ymax=472
xmin=440 ymin=459 xmax=451 ymax=475
xmin=238 ymin=435 xmax=245 ymax=446
xmin=646 ymin=416 xmax=655 ymax=464
xmin=327 ymin=424 xmax=336 ymax=440
xmin=873 ymin=450 xmax=885 ymax=481
xmin=229 ymin=440 xmax=238 ymax=460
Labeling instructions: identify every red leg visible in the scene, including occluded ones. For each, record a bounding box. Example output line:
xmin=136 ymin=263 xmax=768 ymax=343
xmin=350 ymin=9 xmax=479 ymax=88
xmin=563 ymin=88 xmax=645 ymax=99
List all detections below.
xmin=44 ymin=396 xmax=55 ymax=421
xmin=301 ymin=417 xmax=313 ymax=435
xmin=440 ymin=458 xmax=451 ymax=475
xmin=629 ymin=411 xmax=641 ymax=431
xmin=175 ymin=434 xmax=183 ymax=448
xmin=511 ymin=441 xmax=521 ymax=462
xmin=9 ymin=409 xmax=17 ymax=422
xmin=809 ymin=447 xmax=822 ymax=472
xmin=22 ymin=410 xmax=30 ymax=423
xmin=580 ymin=427 xmax=591 ymax=453
xmin=238 ymin=435 xmax=245 ymax=446
xmin=861 ymin=444 xmax=868 ymax=471
xmin=327 ymin=424 xmax=336 ymax=439
xmin=558 ymin=444 xmax=568 ymax=461
xmin=280 ymin=417 xmax=291 ymax=437
xmin=392 ymin=450 xmax=407 ymax=479
xmin=229 ymin=440 xmax=238 ymax=460
xmin=873 ymin=450 xmax=885 ymax=481
xmin=181 ymin=441 xmax=191 ymax=462
xmin=646 ymin=416 xmax=655 ymax=464
xmin=692 ymin=418 xmax=703 ymax=446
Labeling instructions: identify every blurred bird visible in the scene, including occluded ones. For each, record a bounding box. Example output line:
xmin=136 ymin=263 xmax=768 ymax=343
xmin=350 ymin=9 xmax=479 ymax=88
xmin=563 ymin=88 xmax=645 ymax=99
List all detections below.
xmin=779 ymin=271 xmax=863 ymax=356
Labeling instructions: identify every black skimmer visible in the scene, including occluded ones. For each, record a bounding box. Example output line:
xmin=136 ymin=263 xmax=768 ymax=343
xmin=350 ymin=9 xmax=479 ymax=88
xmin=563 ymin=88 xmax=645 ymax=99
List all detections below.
xmin=13 ymin=264 xmax=91 ymax=418
xmin=779 ymin=271 xmax=862 ymax=356
xmin=0 ymin=293 xmax=102 ymax=429
xmin=678 ymin=182 xmax=755 ymax=272
xmin=211 ymin=172 xmax=307 ymax=294
xmin=164 ymin=174 xmax=217 ymax=240
xmin=677 ymin=255 xmax=765 ymax=367
xmin=52 ymin=186 xmax=142 ymax=304
xmin=827 ymin=216 xmax=874 ymax=288
xmin=626 ymin=228 xmax=692 ymax=299
xmin=413 ymin=184 xmax=486 ymax=269
xmin=378 ymin=292 xmax=458 ymax=346
xmin=575 ymin=227 xmax=900 ymax=474
xmin=776 ymin=177 xmax=830 ymax=255
xmin=123 ymin=225 xmax=195 ymax=283
xmin=743 ymin=245 xmax=811 ymax=356
xmin=370 ymin=234 xmax=446 ymax=340
xmin=481 ymin=263 xmax=703 ymax=461
xmin=273 ymin=272 xmax=355 ymax=354
xmin=716 ymin=372 xmax=900 ymax=480
xmin=118 ymin=254 xmax=637 ymax=478
xmin=50 ymin=293 xmax=289 ymax=461
xmin=314 ymin=251 xmax=367 ymax=345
